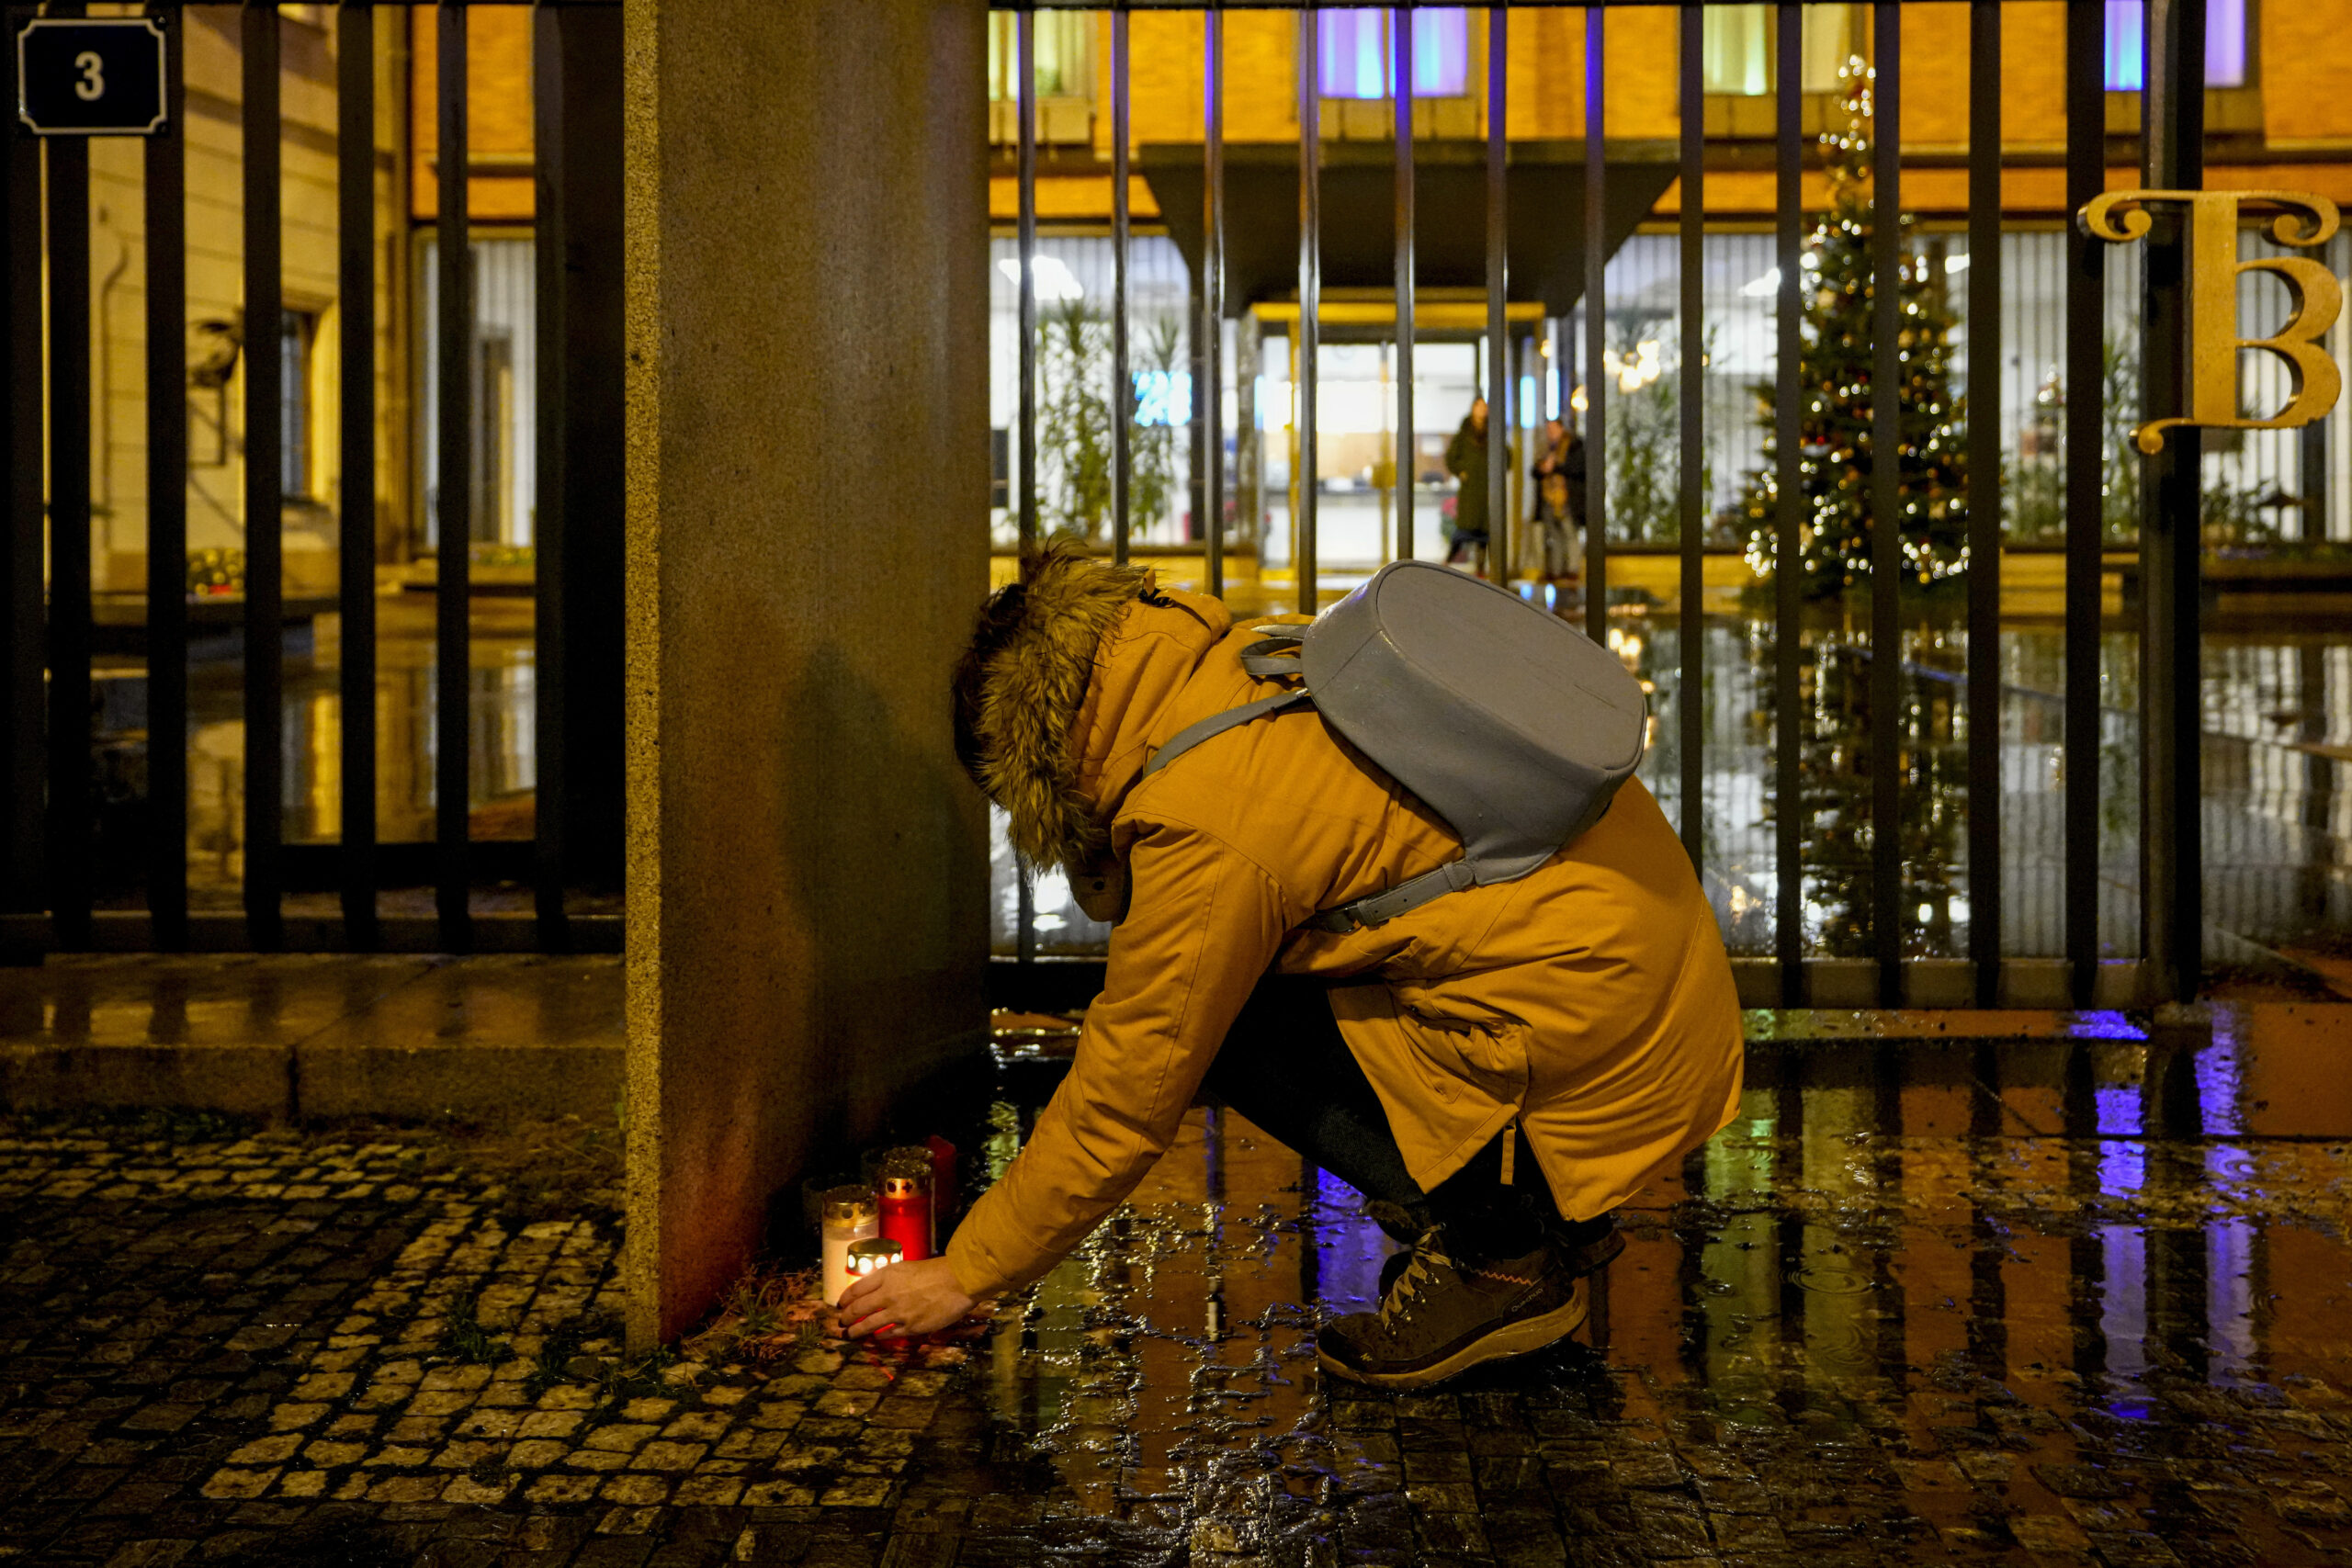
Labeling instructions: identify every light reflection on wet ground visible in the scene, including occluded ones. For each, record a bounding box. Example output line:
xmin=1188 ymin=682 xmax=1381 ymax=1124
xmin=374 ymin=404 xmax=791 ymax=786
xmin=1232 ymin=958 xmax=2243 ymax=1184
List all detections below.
xmin=910 ymin=1007 xmax=2352 ymax=1562
xmin=94 ymin=598 xmax=554 ymax=913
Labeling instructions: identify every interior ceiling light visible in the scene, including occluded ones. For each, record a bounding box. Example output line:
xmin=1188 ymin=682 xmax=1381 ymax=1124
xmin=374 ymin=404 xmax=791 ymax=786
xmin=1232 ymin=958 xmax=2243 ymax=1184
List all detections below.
xmin=996 ymin=254 xmax=1084 ymax=302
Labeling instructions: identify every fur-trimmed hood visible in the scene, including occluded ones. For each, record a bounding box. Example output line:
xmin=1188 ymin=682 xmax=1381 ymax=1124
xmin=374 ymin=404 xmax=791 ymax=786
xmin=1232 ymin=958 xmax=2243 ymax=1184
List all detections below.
xmin=971 ymin=547 xmax=1230 ymax=870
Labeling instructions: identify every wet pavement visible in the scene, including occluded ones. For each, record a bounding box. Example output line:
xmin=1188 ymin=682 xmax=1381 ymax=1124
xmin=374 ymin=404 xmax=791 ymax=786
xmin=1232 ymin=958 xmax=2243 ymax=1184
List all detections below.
xmin=2 ymin=1007 xmax=2349 ymax=1565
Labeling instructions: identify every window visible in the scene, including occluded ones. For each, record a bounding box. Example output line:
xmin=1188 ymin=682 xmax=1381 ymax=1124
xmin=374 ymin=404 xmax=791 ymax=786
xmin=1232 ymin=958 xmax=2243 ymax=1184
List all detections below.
xmin=1316 ymin=9 xmax=1468 ymax=100
xmin=1701 ymin=6 xmax=1864 ymax=96
xmin=987 ymin=12 xmax=1091 ymax=103
xmin=419 ymin=237 xmax=538 ymax=553
xmin=280 ymin=310 xmax=317 ymax=501
xmin=475 ymin=333 xmax=514 ymax=544
xmin=2104 ymin=0 xmax=2249 ymax=90
xmin=987 ymin=13 xmax=1093 ymax=145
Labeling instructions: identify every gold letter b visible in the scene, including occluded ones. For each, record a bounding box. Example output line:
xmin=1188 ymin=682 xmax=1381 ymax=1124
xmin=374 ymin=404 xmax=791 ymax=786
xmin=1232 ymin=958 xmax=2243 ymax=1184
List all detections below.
xmin=2079 ymin=189 xmax=2343 ymax=455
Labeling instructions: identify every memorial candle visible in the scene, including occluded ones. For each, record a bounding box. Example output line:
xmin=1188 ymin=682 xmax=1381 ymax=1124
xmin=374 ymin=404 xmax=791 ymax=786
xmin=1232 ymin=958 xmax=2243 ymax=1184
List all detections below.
xmin=818 ymin=1187 xmax=878 ymax=1306
xmin=882 ymin=1145 xmax=938 ymax=1230
xmin=877 ymin=1156 xmax=933 ymax=1260
xmin=846 ymin=1236 xmax=902 ymax=1280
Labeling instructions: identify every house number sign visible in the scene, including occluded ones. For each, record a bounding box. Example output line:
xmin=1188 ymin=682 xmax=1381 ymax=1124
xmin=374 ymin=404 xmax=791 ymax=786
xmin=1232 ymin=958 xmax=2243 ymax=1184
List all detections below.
xmin=2081 ymin=189 xmax=2344 ymax=455
xmin=16 ymin=17 xmax=167 ymax=137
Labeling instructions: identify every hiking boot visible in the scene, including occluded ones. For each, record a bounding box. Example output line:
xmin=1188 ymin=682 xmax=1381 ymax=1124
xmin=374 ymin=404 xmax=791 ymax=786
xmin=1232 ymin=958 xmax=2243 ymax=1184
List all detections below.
xmin=1321 ymin=1227 xmax=1589 ymax=1391
xmin=1374 ymin=1210 xmax=1621 ymax=1298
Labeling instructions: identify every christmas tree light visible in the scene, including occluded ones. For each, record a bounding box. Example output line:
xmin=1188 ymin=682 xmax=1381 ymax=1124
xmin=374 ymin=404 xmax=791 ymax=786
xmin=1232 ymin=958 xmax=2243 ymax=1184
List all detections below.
xmin=1738 ymin=57 xmax=1969 ymax=602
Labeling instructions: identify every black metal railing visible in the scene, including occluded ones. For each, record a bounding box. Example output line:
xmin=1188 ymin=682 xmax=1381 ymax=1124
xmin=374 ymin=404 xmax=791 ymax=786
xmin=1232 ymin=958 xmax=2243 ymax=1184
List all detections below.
xmin=989 ymin=0 xmax=2233 ymax=1009
xmin=1 ymin=0 xmax=624 ymax=956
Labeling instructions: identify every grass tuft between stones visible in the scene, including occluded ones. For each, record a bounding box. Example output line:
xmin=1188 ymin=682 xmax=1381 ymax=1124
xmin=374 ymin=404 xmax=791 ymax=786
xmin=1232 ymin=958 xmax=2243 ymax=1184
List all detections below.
xmin=435 ymin=1284 xmax=517 ymax=1366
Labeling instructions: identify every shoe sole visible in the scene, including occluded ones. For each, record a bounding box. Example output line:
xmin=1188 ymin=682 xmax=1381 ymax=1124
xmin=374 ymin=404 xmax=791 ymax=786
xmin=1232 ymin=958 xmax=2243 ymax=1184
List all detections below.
xmin=1317 ymin=1283 xmax=1589 ymax=1392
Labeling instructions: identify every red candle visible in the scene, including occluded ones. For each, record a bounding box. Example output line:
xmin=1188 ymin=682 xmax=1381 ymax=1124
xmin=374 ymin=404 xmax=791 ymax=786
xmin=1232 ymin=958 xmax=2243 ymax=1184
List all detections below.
xmin=877 ymin=1159 xmax=933 ymax=1261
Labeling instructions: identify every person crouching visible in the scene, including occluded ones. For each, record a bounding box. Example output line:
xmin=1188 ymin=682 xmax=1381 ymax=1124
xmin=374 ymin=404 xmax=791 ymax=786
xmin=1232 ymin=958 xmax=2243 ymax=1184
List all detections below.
xmin=836 ymin=544 xmax=1743 ymax=1389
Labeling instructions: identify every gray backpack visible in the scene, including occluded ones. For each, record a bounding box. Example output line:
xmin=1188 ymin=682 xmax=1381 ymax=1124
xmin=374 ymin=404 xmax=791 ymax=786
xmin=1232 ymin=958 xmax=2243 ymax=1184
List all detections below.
xmin=1141 ymin=560 xmax=1647 ymax=932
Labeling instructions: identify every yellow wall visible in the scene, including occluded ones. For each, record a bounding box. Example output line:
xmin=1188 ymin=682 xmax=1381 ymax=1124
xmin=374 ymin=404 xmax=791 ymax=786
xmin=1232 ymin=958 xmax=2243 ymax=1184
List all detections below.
xmin=71 ymin=3 xmax=2352 ymax=588
xmin=407 ymin=6 xmax=536 ymax=222
xmin=2266 ymin=1 xmax=2352 ymax=147
xmin=994 ymin=2 xmax=2352 ymax=223
xmin=76 ymin=4 xmax=548 ymax=594
xmin=85 ymin=4 xmax=413 ymax=593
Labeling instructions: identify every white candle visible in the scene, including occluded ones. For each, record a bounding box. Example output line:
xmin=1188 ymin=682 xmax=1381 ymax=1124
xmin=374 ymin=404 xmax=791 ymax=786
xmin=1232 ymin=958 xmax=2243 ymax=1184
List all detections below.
xmin=842 ymin=1237 xmax=904 ymax=1312
xmin=819 ymin=1187 xmax=878 ymax=1306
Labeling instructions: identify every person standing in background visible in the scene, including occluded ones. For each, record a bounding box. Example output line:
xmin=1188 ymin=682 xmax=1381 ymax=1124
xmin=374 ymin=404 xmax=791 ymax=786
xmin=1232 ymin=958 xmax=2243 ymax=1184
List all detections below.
xmin=1532 ymin=418 xmax=1587 ymax=584
xmin=1442 ymin=400 xmax=1491 ymax=576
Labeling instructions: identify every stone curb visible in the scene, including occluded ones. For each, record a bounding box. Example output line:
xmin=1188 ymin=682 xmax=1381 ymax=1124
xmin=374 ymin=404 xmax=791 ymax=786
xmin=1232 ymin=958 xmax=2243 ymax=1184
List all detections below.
xmin=0 ymin=1037 xmax=623 ymax=1122
xmin=0 ymin=954 xmax=625 ymax=1122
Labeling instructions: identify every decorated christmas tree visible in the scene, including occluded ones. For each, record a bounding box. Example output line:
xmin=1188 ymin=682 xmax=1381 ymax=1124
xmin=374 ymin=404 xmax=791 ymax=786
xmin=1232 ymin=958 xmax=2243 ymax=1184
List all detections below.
xmin=1738 ymin=58 xmax=1968 ymax=599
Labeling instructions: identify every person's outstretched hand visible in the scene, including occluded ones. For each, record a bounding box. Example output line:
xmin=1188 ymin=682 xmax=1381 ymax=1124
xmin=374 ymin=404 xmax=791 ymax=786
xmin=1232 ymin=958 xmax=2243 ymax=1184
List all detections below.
xmin=837 ymin=1257 xmax=975 ymax=1340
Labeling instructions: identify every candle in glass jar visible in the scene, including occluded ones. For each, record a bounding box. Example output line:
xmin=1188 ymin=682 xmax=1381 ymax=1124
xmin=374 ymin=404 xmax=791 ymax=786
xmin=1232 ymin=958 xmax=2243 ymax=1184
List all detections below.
xmin=846 ymin=1236 xmax=902 ymax=1281
xmin=883 ymin=1145 xmax=937 ymax=1230
xmin=877 ymin=1156 xmax=933 ymax=1261
xmin=819 ymin=1187 xmax=878 ymax=1306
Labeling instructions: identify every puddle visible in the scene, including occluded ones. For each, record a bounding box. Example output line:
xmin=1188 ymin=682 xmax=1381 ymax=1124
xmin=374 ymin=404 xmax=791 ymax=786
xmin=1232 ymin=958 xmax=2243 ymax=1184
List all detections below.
xmin=916 ymin=1015 xmax=2352 ymax=1558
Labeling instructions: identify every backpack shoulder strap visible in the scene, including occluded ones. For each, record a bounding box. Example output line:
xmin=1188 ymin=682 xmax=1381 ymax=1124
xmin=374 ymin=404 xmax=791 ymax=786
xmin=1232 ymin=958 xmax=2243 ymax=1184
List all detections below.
xmin=1306 ymin=859 xmax=1477 ymax=933
xmin=1140 ymin=622 xmax=1489 ymax=934
xmin=1238 ymin=627 xmax=1307 ymax=680
xmin=1140 ymin=626 xmax=1315 ymax=782
xmin=1140 ymin=687 xmax=1312 ymax=782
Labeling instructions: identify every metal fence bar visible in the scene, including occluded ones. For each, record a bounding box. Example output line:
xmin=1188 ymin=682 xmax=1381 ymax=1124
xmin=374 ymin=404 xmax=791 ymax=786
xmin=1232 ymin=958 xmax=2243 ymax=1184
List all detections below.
xmin=1016 ymin=7 xmax=1037 ymax=560
xmin=1 ymin=4 xmax=34 ymax=951
xmin=1869 ymin=0 xmax=1900 ymax=1006
xmin=1295 ymin=7 xmax=1317 ymax=614
xmin=1772 ymin=0 xmax=1800 ymax=1002
xmin=1392 ymin=4 xmax=1413 ymax=563
xmin=554 ymin=0 xmax=621 ymax=915
xmin=435 ymin=0 xmax=472 ymax=952
xmin=2063 ymin=0 xmax=2102 ymax=1004
xmin=2142 ymin=0 xmax=2207 ymax=1002
xmin=1965 ymin=0 xmax=2001 ymax=1005
xmin=1111 ymin=7 xmax=1130 ymax=568
xmin=1581 ymin=4 xmax=1604 ymax=642
xmin=341 ymin=0 xmax=379 ymax=950
xmin=1676 ymin=0 xmax=1700 ymax=873
xmin=45 ymin=4 xmax=93 ymax=952
xmin=1483 ymin=6 xmax=1506 ymax=589
xmin=243 ymin=0 xmax=285 ymax=952
xmin=2301 ymin=388 xmax=2329 ymax=547
xmin=0 ymin=5 xmax=30 ymax=951
xmin=1015 ymin=6 xmax=1036 ymax=964
xmin=145 ymin=0 xmax=187 ymax=951
xmin=1205 ymin=6 xmax=1225 ymax=597
xmin=531 ymin=0 xmax=565 ymax=949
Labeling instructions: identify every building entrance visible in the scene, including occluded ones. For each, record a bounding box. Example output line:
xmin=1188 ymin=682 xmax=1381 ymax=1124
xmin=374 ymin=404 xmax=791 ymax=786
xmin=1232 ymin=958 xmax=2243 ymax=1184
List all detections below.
xmin=1250 ymin=296 xmax=1545 ymax=586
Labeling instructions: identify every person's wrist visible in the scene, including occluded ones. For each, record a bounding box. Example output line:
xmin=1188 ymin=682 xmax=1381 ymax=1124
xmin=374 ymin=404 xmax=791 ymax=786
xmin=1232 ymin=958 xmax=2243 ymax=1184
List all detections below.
xmin=941 ymin=1242 xmax=992 ymax=1303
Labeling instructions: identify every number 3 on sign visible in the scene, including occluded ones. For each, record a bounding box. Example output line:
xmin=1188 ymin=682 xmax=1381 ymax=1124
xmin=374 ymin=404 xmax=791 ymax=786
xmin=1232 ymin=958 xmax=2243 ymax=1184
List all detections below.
xmin=15 ymin=17 xmax=167 ymax=135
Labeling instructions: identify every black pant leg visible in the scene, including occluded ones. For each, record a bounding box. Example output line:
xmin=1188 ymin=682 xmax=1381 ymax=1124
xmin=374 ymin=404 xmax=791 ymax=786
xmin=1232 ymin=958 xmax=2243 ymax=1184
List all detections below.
xmin=1200 ymin=976 xmax=1614 ymax=1263
xmin=1198 ymin=974 xmax=1423 ymax=1210
xmin=1422 ymin=1123 xmax=1615 ymax=1261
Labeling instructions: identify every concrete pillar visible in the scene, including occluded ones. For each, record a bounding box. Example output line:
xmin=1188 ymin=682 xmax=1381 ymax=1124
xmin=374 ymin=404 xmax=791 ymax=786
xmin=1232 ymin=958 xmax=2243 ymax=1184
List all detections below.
xmin=622 ymin=0 xmax=989 ymax=1348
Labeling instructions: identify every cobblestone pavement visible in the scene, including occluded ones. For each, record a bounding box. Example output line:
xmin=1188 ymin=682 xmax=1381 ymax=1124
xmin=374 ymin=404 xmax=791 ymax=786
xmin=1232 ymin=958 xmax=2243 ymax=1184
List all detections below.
xmin=2 ymin=1008 xmax=2350 ymax=1565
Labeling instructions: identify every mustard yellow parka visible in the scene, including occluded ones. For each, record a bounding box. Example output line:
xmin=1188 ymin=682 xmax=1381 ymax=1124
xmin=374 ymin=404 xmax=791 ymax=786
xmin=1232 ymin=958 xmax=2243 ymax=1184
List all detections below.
xmin=946 ymin=550 xmax=1743 ymax=1301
